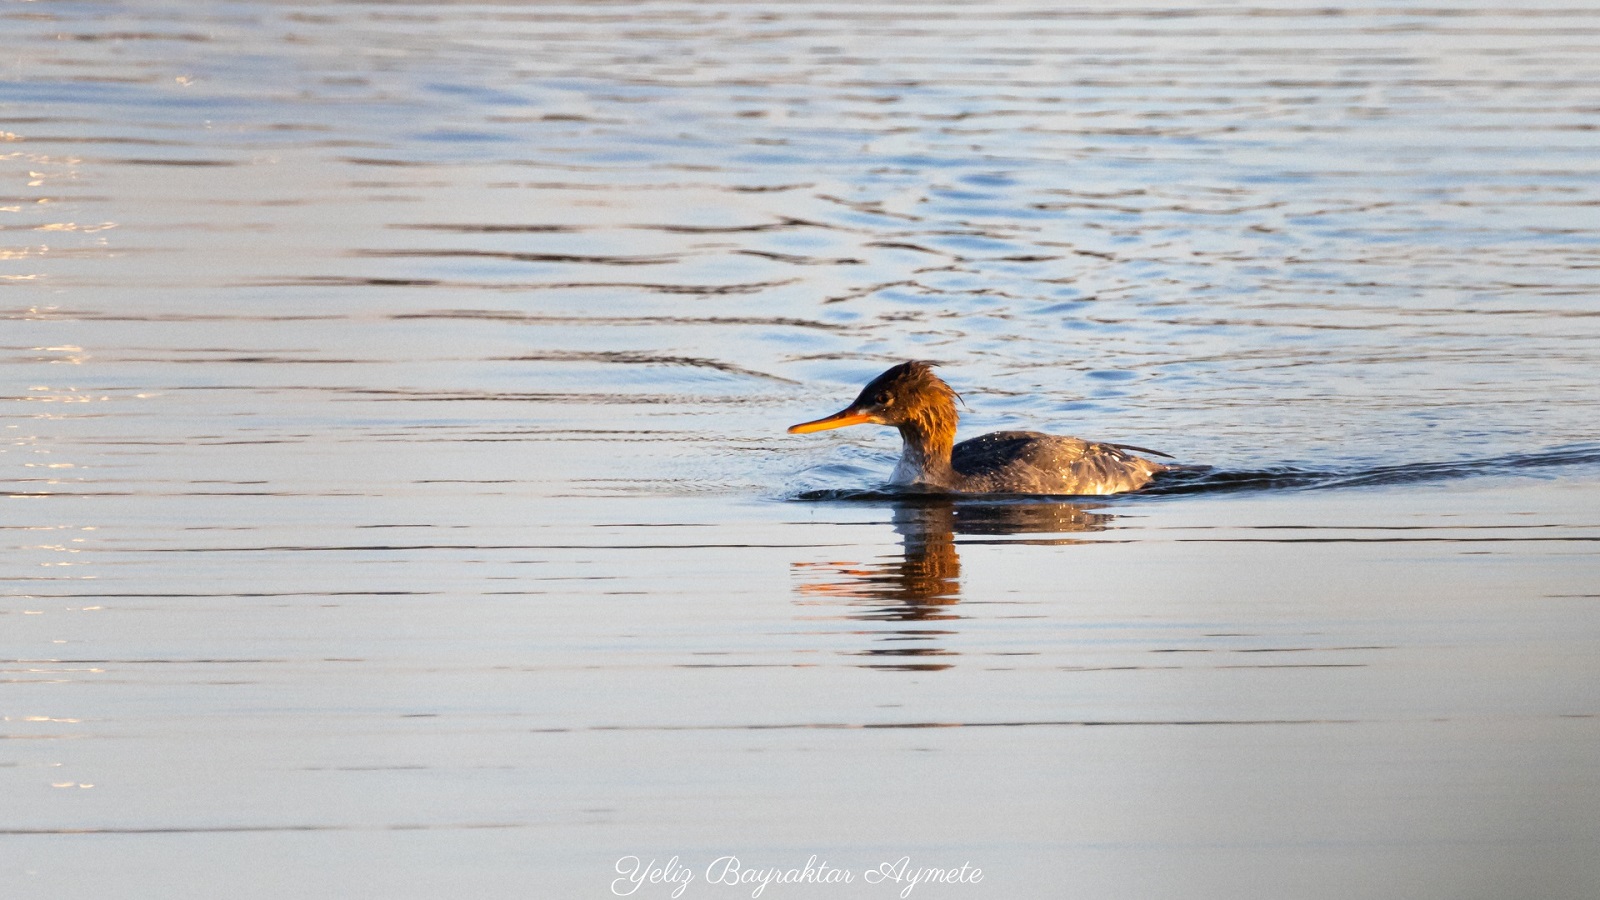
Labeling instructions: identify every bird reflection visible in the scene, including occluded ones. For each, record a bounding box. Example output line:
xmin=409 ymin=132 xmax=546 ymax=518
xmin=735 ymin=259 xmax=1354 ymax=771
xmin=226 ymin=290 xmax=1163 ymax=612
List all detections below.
xmin=792 ymin=497 xmax=1112 ymax=670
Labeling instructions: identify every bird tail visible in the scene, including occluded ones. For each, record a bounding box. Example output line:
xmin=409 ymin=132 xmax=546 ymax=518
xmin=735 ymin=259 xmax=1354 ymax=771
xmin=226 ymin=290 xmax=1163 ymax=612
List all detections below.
xmin=1109 ymin=442 xmax=1176 ymax=460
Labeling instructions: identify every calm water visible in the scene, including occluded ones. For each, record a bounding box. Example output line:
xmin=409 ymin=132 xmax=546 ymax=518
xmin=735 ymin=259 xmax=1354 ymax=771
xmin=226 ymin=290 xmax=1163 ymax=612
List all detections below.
xmin=5 ymin=1 xmax=1600 ymax=897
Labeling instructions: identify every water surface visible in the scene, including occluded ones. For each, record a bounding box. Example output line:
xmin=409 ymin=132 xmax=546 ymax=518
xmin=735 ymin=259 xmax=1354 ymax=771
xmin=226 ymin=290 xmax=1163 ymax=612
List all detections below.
xmin=4 ymin=2 xmax=1599 ymax=898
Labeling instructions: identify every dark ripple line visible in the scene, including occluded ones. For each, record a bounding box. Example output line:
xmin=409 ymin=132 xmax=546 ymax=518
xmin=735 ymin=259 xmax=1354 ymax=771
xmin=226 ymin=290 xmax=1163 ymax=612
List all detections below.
xmin=3 ymin=658 xmax=285 ymax=665
xmin=256 ymin=276 xmax=798 ymax=293
xmin=108 ymin=158 xmax=237 ymax=167
xmin=496 ymin=351 xmax=799 ymax=383
xmin=4 ymin=592 xmax=435 ymax=599
xmin=738 ymin=249 xmax=864 ymax=265
xmin=352 ymin=248 xmax=678 ymax=266
xmin=86 ymin=542 xmax=856 ymax=553
xmin=537 ymin=717 xmax=1357 ymax=733
xmin=0 ymin=823 xmax=527 ymax=836
xmin=1 ymin=310 xmax=843 ymax=329
xmin=389 ymin=217 xmax=828 ymax=234
xmin=389 ymin=311 xmax=846 ymax=330
xmin=1175 ymin=536 xmax=1600 ymax=544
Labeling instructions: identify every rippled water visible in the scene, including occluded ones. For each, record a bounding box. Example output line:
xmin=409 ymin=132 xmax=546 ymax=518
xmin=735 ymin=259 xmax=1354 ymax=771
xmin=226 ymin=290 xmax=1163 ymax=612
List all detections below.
xmin=5 ymin=2 xmax=1600 ymax=898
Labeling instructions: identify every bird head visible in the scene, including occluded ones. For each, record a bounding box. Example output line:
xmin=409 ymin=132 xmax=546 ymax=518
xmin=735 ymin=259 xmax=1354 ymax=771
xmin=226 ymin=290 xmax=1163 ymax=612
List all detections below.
xmin=788 ymin=361 xmax=959 ymax=436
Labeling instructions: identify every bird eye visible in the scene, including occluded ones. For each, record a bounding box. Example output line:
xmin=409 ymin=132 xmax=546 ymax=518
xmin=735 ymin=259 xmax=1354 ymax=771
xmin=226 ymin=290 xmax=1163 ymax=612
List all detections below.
xmin=881 ymin=393 xmax=894 ymax=406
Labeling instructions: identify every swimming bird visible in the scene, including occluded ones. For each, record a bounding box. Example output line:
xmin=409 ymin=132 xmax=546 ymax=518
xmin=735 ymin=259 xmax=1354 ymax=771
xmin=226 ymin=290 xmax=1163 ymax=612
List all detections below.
xmin=788 ymin=361 xmax=1172 ymax=494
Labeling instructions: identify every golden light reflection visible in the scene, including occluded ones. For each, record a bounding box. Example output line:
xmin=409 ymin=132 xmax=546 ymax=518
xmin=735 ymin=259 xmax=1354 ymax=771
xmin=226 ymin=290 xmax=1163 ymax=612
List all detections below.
xmin=23 ymin=384 xmax=99 ymax=405
xmin=36 ymin=344 xmax=90 ymax=365
xmin=35 ymin=223 xmax=116 ymax=233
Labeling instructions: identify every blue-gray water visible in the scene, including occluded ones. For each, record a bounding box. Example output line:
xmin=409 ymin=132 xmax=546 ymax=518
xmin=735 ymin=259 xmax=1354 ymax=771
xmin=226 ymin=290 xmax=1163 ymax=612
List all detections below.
xmin=4 ymin=2 xmax=1599 ymax=898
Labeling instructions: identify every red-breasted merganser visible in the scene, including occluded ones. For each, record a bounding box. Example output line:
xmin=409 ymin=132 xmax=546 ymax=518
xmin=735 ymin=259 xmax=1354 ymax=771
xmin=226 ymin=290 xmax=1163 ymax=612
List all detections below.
xmin=788 ymin=361 xmax=1172 ymax=495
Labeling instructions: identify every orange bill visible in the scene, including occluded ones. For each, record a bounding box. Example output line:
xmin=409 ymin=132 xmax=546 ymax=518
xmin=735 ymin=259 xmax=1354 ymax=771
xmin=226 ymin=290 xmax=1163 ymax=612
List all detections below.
xmin=787 ymin=408 xmax=874 ymax=434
